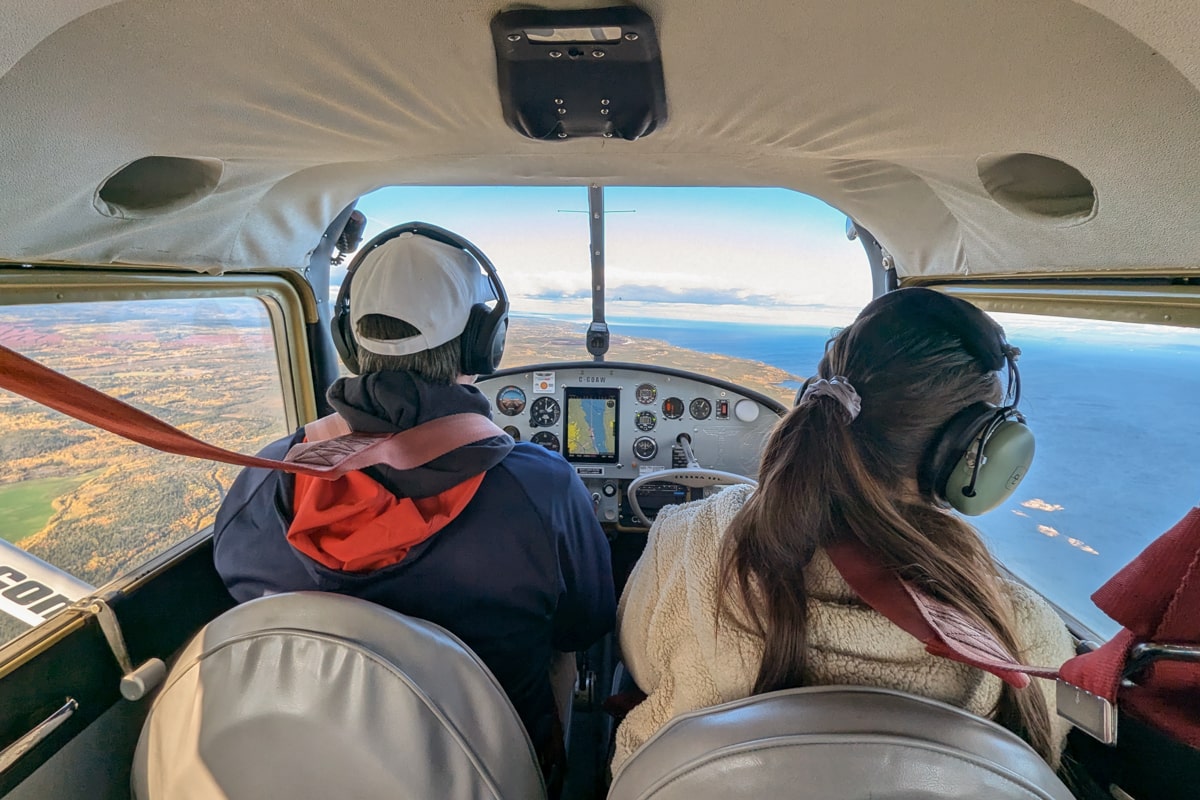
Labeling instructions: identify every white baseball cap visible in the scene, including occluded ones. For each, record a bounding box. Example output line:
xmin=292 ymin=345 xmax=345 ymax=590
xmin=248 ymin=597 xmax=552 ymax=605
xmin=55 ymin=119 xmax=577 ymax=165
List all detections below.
xmin=349 ymin=231 xmax=495 ymax=357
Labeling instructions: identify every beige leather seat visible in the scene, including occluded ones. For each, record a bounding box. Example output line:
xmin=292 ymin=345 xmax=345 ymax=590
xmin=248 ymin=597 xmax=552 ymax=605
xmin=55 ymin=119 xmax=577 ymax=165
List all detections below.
xmin=608 ymin=686 xmax=1075 ymax=800
xmin=132 ymin=592 xmax=546 ymax=800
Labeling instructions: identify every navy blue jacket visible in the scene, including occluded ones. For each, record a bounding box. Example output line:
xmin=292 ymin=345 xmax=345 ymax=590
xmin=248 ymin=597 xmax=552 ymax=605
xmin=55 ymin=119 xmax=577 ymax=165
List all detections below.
xmin=212 ymin=371 xmax=616 ymax=743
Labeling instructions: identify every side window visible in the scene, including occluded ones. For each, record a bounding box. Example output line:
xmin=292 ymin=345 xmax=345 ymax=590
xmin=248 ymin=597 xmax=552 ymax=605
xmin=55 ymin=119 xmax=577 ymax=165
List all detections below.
xmin=0 ymin=298 xmax=289 ymax=644
xmin=975 ymin=315 xmax=1200 ymax=640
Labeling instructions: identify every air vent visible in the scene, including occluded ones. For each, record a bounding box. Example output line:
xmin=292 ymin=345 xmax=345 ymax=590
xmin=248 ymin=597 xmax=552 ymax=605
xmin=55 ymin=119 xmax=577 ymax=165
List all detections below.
xmin=96 ymin=156 xmax=222 ymax=219
xmin=977 ymin=153 xmax=1096 ymax=225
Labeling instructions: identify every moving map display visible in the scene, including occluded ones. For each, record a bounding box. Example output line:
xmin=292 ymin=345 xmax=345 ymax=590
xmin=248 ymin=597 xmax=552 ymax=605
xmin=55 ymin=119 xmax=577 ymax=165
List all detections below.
xmin=563 ymin=387 xmax=620 ymax=463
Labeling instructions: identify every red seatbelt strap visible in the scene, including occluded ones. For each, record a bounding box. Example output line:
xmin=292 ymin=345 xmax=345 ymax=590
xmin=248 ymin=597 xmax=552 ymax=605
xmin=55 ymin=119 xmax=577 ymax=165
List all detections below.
xmin=0 ymin=342 xmax=507 ymax=478
xmin=828 ymin=515 xmax=1200 ymax=748
xmin=824 ymin=540 xmax=1059 ymax=689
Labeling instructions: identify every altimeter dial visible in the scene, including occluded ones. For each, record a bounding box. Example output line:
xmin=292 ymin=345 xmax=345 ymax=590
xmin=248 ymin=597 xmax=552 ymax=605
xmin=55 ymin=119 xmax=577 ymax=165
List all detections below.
xmin=529 ymin=397 xmax=561 ymax=428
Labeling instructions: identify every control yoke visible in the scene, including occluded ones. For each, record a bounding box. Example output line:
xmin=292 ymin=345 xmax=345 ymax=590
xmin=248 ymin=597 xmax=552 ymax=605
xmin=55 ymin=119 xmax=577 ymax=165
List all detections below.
xmin=626 ymin=434 xmax=756 ymax=528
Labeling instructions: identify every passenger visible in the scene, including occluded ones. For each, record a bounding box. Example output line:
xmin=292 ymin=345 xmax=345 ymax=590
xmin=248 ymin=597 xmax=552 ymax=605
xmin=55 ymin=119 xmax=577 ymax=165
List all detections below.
xmin=212 ymin=226 xmax=615 ymax=776
xmin=613 ymin=288 xmax=1075 ymax=772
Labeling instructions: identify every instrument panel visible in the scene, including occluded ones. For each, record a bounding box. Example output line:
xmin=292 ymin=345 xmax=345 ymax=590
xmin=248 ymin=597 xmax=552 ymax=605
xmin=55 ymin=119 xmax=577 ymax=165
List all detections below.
xmin=476 ymin=362 xmax=786 ymax=527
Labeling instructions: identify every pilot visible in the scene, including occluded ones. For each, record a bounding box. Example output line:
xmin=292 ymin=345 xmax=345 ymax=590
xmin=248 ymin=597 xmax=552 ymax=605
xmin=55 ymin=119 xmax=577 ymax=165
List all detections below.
xmin=211 ymin=225 xmax=615 ymax=782
xmin=612 ymin=288 xmax=1076 ymax=772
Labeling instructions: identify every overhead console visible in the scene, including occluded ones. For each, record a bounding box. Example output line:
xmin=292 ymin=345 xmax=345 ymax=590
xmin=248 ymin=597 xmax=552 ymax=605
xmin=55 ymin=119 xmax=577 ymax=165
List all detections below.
xmin=476 ymin=362 xmax=786 ymax=528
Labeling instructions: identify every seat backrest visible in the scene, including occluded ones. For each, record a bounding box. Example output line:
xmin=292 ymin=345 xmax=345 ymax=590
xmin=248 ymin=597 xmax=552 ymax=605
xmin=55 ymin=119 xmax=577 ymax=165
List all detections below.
xmin=132 ymin=592 xmax=546 ymax=800
xmin=608 ymin=686 xmax=1075 ymax=800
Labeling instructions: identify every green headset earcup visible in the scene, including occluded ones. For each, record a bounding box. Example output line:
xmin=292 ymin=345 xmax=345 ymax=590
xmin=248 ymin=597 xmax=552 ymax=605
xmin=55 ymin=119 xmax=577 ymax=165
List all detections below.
xmin=944 ymin=418 xmax=1035 ymax=516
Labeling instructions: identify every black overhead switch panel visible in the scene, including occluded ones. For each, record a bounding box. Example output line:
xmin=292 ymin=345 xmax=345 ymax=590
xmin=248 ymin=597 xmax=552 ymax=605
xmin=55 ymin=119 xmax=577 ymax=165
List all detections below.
xmin=490 ymin=6 xmax=667 ymax=142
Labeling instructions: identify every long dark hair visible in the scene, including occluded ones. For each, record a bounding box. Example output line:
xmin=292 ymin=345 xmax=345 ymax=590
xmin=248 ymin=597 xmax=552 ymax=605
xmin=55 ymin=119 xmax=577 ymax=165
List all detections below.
xmin=717 ymin=294 xmax=1056 ymax=762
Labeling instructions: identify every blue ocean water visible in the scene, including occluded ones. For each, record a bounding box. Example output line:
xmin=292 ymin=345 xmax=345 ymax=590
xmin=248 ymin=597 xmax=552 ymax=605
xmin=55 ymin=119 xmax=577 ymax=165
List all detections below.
xmin=600 ymin=316 xmax=1200 ymax=638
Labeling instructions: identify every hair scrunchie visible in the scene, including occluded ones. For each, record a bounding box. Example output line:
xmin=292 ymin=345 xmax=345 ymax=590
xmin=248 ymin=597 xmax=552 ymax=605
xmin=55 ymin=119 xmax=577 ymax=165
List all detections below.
xmin=799 ymin=376 xmax=861 ymax=423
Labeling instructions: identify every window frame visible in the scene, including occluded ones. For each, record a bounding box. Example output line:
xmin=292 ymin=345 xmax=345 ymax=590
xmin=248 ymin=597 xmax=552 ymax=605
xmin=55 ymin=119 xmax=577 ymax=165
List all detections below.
xmin=920 ymin=281 xmax=1200 ymax=331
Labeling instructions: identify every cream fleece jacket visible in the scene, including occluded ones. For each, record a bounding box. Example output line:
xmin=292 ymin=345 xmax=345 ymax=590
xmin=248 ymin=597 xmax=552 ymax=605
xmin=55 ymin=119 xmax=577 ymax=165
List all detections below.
xmin=613 ymin=484 xmax=1076 ymax=772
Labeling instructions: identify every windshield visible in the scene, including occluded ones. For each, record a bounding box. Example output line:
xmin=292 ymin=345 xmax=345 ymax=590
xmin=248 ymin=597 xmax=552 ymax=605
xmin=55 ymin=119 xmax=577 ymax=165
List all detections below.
xmin=352 ymin=186 xmax=869 ymax=406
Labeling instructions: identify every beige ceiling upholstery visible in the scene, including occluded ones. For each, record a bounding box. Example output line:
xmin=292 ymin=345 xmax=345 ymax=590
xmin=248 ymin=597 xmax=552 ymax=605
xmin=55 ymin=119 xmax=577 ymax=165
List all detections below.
xmin=2 ymin=0 xmax=1199 ymax=279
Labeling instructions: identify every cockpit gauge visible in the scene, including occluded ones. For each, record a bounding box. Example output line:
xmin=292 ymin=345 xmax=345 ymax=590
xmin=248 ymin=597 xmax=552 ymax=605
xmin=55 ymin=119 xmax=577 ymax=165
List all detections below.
xmin=734 ymin=398 xmax=760 ymax=422
xmin=529 ymin=397 xmax=561 ymax=428
xmin=495 ymin=385 xmax=527 ymax=416
xmin=635 ymin=410 xmax=657 ymax=431
xmin=635 ymin=383 xmax=658 ymax=404
xmin=689 ymin=397 xmax=712 ymax=420
xmin=531 ymin=431 xmax=560 ymax=452
xmin=632 ymin=436 xmax=658 ymax=461
xmin=503 ymin=425 xmax=521 ymax=441
xmin=661 ymin=397 xmax=684 ymax=419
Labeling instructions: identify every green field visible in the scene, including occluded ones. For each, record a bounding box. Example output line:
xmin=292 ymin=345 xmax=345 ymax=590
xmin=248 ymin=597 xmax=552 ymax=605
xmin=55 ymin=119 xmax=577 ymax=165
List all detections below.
xmin=0 ymin=474 xmax=95 ymax=544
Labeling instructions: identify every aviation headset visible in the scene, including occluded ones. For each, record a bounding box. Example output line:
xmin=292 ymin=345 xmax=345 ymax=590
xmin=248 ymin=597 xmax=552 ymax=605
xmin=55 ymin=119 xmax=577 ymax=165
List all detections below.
xmin=796 ymin=288 xmax=1034 ymax=516
xmin=331 ymin=221 xmax=509 ymax=377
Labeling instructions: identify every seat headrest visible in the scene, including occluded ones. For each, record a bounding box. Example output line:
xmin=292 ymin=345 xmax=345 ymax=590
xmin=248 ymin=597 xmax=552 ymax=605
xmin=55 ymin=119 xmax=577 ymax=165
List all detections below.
xmin=133 ymin=592 xmax=545 ymax=800
xmin=609 ymin=686 xmax=1074 ymax=800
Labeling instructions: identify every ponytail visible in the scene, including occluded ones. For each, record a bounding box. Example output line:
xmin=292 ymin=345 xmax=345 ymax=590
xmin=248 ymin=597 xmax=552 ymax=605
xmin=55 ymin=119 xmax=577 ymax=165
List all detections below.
xmin=718 ymin=332 xmax=1057 ymax=763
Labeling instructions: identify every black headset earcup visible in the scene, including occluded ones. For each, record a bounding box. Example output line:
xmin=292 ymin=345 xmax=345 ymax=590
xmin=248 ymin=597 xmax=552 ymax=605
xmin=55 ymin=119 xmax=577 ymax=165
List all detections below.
xmin=794 ymin=376 xmax=813 ymax=407
xmin=488 ymin=316 xmax=508 ymax=372
xmin=460 ymin=303 xmax=507 ymax=375
xmin=330 ymin=301 xmax=360 ymax=374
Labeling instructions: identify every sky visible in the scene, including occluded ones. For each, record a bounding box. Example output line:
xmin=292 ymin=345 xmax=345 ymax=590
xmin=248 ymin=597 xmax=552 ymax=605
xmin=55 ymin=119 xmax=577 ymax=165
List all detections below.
xmin=351 ymin=186 xmax=874 ymax=326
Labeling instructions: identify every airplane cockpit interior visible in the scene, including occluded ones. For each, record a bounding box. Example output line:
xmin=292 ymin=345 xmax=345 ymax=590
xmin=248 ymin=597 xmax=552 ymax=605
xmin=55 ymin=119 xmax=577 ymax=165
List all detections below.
xmin=1 ymin=2 xmax=1199 ymax=800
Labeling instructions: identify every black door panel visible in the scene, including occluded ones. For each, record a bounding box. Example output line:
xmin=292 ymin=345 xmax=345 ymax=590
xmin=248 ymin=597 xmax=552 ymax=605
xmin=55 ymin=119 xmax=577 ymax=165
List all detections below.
xmin=0 ymin=536 xmax=233 ymax=795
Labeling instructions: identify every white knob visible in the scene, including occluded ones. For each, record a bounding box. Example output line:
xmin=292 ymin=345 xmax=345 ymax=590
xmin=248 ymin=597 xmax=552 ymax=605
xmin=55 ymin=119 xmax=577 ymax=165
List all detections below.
xmin=120 ymin=658 xmax=167 ymax=701
xmin=734 ymin=399 xmax=760 ymax=422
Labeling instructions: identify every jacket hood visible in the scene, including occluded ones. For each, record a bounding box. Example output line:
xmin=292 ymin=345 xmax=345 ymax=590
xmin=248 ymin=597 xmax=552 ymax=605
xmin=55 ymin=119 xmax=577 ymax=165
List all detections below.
xmin=328 ymin=370 xmax=490 ymax=432
xmin=326 ymin=371 xmax=512 ymax=497
xmin=290 ymin=370 xmax=513 ymax=582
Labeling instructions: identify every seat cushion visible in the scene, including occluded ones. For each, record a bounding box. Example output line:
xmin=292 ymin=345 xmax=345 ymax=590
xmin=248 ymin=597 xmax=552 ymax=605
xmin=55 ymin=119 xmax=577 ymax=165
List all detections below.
xmin=609 ymin=685 xmax=1074 ymax=800
xmin=132 ymin=592 xmax=545 ymax=800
